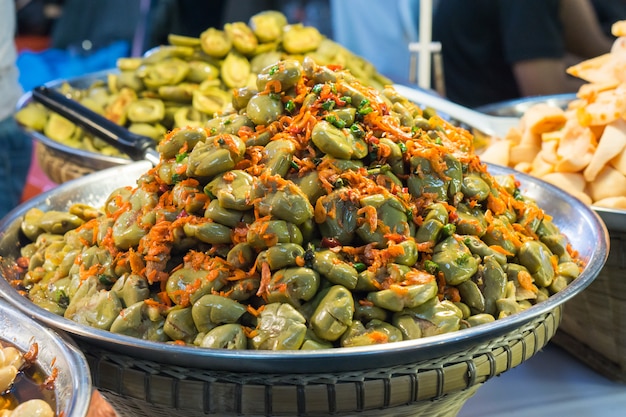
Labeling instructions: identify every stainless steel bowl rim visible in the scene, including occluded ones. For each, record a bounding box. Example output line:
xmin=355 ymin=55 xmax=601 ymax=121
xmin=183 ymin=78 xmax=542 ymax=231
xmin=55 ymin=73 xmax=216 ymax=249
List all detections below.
xmin=0 ymin=161 xmax=609 ymax=374
xmin=475 ymin=93 xmax=578 ymax=117
xmin=0 ymin=298 xmax=92 ymax=416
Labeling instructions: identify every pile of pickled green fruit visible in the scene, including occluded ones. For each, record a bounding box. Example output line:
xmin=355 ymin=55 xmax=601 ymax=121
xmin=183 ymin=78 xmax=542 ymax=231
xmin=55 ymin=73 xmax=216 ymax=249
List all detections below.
xmin=13 ymin=58 xmax=583 ymax=351
xmin=15 ymin=10 xmax=391 ymax=159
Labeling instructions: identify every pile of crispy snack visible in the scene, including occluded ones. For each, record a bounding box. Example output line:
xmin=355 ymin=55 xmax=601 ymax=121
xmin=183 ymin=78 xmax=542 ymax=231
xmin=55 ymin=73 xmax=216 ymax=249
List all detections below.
xmin=481 ymin=20 xmax=626 ymax=209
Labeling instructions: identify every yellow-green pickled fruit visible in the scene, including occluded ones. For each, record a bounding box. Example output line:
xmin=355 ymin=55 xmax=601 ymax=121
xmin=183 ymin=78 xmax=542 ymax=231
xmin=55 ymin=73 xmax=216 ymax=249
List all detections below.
xmin=282 ymin=24 xmax=323 ymax=54
xmin=224 ymin=22 xmax=258 ymax=55
xmin=221 ymin=51 xmax=251 ymax=88
xmin=15 ymin=103 xmax=48 ymax=131
xmin=200 ymin=27 xmax=232 ymax=58
xmin=126 ymin=98 xmax=165 ymax=123
xmin=249 ymin=10 xmax=288 ymax=43
xmin=44 ymin=113 xmax=76 ymax=142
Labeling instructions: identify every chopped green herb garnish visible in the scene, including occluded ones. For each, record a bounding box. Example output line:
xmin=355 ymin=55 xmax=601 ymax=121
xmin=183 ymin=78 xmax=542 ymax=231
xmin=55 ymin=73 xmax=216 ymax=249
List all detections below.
xmin=424 ymin=260 xmax=439 ymax=275
xmin=458 ymin=252 xmax=472 ymax=265
xmin=322 ymin=100 xmax=335 ymax=111
xmin=269 ymin=65 xmax=279 ymax=75
xmin=98 ymin=274 xmax=115 ymax=285
xmin=358 ymin=106 xmax=373 ymax=116
xmin=442 ymin=223 xmax=456 ymax=236
xmin=333 ymin=178 xmax=346 ymax=188
xmin=353 ymin=262 xmax=366 ymax=272
xmin=175 ymin=152 xmax=188 ymax=163
xmin=325 ymin=114 xmax=346 ymax=129
xmin=285 ymin=100 xmax=296 ymax=113
xmin=350 ymin=124 xmax=364 ymax=138
xmin=56 ymin=290 xmax=70 ymax=308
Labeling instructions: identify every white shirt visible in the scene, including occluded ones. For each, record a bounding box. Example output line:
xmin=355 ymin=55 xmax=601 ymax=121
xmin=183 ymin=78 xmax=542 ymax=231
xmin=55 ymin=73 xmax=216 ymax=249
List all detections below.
xmin=0 ymin=0 xmax=24 ymax=120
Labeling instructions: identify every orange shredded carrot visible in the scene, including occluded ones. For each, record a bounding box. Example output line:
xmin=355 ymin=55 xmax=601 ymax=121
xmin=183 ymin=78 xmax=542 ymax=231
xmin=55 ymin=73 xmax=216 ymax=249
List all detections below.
xmin=128 ymin=248 xmax=146 ymax=276
xmin=517 ymin=270 xmax=538 ymax=293
xmin=157 ymin=291 xmax=172 ymax=306
xmin=404 ymin=269 xmax=435 ymax=285
xmin=79 ymin=263 xmax=101 ymax=282
xmin=263 ymin=79 xmax=282 ymax=94
xmin=489 ymin=245 xmax=514 ymax=257
xmin=368 ymin=331 xmax=389 ymax=344
xmin=357 ymin=205 xmax=378 ymax=232
xmin=256 ymin=261 xmax=272 ymax=298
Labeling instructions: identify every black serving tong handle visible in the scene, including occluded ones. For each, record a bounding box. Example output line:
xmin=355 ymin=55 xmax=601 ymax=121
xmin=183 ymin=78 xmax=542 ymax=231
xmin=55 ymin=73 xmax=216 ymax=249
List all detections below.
xmin=31 ymin=85 xmax=161 ymax=165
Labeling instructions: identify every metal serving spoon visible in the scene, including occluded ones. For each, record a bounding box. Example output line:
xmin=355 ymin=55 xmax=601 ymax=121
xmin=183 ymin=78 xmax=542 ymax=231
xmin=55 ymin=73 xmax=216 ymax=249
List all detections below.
xmin=392 ymin=84 xmax=520 ymax=138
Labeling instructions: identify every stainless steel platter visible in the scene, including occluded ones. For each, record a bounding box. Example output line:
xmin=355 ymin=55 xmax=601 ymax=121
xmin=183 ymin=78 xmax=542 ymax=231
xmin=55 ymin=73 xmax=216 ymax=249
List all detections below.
xmin=0 ymin=160 xmax=609 ymax=374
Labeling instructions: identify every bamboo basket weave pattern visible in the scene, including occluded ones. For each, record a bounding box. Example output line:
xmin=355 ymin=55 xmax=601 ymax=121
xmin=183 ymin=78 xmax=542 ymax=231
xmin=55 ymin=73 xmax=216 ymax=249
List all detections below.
xmin=80 ymin=307 xmax=561 ymax=417
xmin=35 ymin=141 xmax=96 ymax=184
xmin=552 ymin=229 xmax=626 ymax=383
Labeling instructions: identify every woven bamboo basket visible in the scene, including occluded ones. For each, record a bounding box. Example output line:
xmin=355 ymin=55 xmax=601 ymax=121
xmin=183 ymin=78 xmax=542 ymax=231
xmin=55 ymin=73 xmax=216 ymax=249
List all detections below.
xmin=77 ymin=307 xmax=561 ymax=417
xmin=551 ymin=227 xmax=626 ymax=383
xmin=35 ymin=141 xmax=96 ymax=184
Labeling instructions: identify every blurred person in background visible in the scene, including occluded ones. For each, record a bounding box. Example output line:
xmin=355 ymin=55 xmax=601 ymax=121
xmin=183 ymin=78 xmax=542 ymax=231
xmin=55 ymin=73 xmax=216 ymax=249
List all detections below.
xmin=590 ymin=0 xmax=626 ymax=39
xmin=1 ymin=0 xmax=33 ymax=218
xmin=433 ymin=0 xmax=614 ymax=108
xmin=329 ymin=0 xmax=420 ymax=85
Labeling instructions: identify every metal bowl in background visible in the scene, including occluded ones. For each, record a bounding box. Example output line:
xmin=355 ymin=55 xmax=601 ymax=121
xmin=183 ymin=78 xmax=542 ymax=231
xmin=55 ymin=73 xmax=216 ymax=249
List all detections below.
xmin=17 ymin=69 xmax=133 ymax=184
xmin=16 ymin=69 xmax=131 ymax=176
xmin=475 ymin=93 xmax=577 ymax=117
xmin=0 ymin=298 xmax=92 ymax=417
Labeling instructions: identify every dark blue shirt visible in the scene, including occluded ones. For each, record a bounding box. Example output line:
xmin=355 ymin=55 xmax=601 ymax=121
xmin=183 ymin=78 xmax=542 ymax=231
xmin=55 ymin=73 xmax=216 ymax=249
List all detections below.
xmin=433 ymin=0 xmax=563 ymax=108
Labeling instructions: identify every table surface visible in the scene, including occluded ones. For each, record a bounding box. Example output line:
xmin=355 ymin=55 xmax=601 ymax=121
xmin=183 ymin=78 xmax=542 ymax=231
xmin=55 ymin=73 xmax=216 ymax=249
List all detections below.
xmin=459 ymin=343 xmax=626 ymax=416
